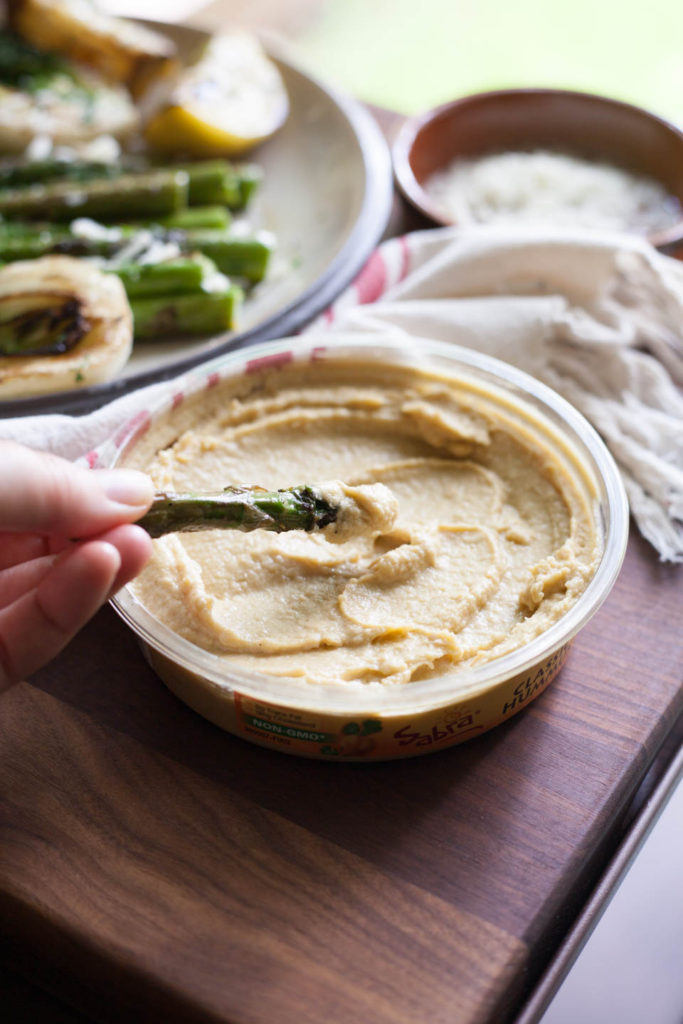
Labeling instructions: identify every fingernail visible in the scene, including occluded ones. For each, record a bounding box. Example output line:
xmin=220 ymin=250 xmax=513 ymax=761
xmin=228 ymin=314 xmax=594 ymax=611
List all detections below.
xmin=101 ymin=469 xmax=154 ymax=508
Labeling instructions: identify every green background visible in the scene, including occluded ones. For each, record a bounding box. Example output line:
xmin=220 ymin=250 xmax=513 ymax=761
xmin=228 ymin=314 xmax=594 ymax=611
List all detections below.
xmin=290 ymin=0 xmax=683 ymax=123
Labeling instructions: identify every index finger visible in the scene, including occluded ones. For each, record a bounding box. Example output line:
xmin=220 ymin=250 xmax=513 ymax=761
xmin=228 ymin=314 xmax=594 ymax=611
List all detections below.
xmin=0 ymin=441 xmax=154 ymax=539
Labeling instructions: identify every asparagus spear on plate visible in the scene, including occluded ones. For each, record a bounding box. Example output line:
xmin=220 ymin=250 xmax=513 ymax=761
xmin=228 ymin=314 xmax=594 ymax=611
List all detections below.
xmin=0 ymin=221 xmax=273 ymax=283
xmin=130 ymin=286 xmax=242 ymax=339
xmin=113 ymin=255 xmax=217 ymax=299
xmin=0 ymin=156 xmax=121 ymax=189
xmin=0 ymin=169 xmax=190 ymax=221
xmin=138 ymin=486 xmax=340 ymax=538
xmin=0 ymin=156 xmax=262 ymax=211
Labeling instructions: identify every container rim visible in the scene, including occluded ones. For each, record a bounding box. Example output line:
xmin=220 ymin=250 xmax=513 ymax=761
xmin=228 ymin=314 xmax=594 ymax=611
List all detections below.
xmin=109 ymin=332 xmax=630 ymax=716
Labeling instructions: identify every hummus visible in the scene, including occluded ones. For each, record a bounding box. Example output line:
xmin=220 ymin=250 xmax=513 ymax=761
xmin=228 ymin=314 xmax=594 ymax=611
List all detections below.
xmin=127 ymin=355 xmax=601 ymax=687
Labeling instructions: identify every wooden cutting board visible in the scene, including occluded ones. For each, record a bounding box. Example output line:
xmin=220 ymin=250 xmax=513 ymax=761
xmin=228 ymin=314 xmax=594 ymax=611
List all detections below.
xmin=0 ymin=523 xmax=681 ymax=1024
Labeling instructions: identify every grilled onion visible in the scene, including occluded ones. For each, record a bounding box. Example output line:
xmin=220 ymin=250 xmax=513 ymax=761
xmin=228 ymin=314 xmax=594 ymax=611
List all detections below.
xmin=0 ymin=255 xmax=133 ymax=398
xmin=7 ymin=0 xmax=177 ymax=96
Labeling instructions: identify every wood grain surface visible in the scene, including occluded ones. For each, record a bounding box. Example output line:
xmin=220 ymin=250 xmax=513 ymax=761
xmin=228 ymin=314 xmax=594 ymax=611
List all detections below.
xmin=0 ymin=522 xmax=681 ymax=1024
xmin=0 ymin=109 xmax=682 ymax=1024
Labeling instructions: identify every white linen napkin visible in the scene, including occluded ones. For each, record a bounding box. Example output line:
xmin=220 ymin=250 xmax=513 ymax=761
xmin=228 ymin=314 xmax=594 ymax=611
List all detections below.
xmin=1 ymin=224 xmax=682 ymax=560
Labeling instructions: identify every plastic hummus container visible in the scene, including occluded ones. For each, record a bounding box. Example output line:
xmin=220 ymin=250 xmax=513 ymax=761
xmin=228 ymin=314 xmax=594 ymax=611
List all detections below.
xmin=104 ymin=335 xmax=629 ymax=761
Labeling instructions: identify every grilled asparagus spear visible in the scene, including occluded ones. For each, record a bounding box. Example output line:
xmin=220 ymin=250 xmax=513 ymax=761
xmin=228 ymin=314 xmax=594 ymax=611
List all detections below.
xmin=139 ymin=486 xmax=339 ymax=537
xmin=0 ymin=222 xmax=136 ymax=261
xmin=0 ymin=169 xmax=189 ymax=221
xmin=0 ymin=156 xmax=261 ymax=210
xmin=0 ymin=221 xmax=273 ymax=283
xmin=113 ymin=255 xmax=218 ymax=299
xmin=0 ymin=157 xmax=122 ymax=189
xmin=130 ymin=286 xmax=242 ymax=339
xmin=178 ymin=160 xmax=263 ymax=209
xmin=148 ymin=205 xmax=231 ymax=230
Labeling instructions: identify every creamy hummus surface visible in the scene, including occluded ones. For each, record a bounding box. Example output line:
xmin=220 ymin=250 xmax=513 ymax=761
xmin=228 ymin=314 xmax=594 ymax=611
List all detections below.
xmin=127 ymin=357 xmax=601 ymax=687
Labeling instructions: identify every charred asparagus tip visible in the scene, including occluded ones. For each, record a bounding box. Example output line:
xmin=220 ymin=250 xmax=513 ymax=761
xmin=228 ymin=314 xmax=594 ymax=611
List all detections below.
xmin=138 ymin=485 xmax=339 ymax=538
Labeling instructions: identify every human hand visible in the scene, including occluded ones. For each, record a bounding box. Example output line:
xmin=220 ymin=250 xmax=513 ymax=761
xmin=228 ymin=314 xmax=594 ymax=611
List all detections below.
xmin=0 ymin=441 xmax=154 ymax=692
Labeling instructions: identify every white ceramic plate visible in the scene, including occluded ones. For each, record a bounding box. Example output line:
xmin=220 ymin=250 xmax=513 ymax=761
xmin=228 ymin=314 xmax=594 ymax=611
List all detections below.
xmin=0 ymin=24 xmax=393 ymax=416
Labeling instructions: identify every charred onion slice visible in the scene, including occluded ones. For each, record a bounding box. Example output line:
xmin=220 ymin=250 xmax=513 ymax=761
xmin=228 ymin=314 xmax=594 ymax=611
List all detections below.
xmin=0 ymin=255 xmax=133 ymax=399
xmin=0 ymin=294 xmax=90 ymax=356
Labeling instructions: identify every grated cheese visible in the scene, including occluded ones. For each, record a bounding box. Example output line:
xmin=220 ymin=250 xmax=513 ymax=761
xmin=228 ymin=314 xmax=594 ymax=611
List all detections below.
xmin=425 ymin=150 xmax=682 ymax=235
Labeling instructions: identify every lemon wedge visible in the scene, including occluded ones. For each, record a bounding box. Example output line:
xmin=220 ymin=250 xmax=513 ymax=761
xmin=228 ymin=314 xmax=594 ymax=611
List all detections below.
xmin=143 ymin=32 xmax=289 ymax=158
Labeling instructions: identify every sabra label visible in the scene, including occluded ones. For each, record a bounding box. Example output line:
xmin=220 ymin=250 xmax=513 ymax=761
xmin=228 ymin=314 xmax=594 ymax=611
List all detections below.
xmin=224 ymin=646 xmax=571 ymax=761
xmin=392 ymin=709 xmax=483 ymax=749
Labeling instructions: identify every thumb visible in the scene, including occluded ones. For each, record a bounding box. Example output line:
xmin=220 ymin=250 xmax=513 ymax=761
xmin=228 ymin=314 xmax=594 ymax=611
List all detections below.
xmin=0 ymin=441 xmax=153 ymax=538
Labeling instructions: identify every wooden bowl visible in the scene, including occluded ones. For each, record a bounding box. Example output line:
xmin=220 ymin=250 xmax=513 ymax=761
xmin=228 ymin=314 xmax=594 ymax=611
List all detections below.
xmin=392 ymin=88 xmax=683 ymax=252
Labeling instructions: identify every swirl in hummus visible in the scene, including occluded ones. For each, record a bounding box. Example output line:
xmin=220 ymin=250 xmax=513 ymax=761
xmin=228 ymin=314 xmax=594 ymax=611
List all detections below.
xmin=127 ymin=356 xmax=601 ymax=687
